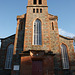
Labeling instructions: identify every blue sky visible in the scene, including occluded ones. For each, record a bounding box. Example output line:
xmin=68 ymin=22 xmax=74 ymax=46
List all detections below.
xmin=0 ymin=0 xmax=75 ymax=38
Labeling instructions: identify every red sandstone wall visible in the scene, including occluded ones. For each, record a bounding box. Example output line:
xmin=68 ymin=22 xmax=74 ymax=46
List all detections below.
xmin=20 ymin=55 xmax=54 ymax=75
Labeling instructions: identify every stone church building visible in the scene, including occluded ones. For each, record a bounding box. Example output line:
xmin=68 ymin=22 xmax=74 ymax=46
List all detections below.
xmin=0 ymin=0 xmax=75 ymax=75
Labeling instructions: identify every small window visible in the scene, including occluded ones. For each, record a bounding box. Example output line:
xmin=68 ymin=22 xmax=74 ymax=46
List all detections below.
xmin=33 ymin=0 xmax=37 ymax=4
xmin=36 ymin=9 xmax=39 ymax=13
xmin=33 ymin=9 xmax=35 ymax=13
xmin=39 ymin=0 xmax=42 ymax=4
xmin=40 ymin=9 xmax=42 ymax=13
xmin=52 ymin=22 xmax=54 ymax=30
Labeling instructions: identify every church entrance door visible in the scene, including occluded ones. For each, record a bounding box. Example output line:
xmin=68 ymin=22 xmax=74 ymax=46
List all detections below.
xmin=32 ymin=61 xmax=43 ymax=75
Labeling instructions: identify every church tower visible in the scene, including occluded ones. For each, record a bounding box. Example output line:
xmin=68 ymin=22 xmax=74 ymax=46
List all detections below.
xmin=13 ymin=0 xmax=59 ymax=54
xmin=23 ymin=0 xmax=51 ymax=51
xmin=12 ymin=0 xmax=60 ymax=75
xmin=23 ymin=0 xmax=60 ymax=54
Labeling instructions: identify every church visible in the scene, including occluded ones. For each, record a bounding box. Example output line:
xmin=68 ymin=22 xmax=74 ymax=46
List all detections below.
xmin=0 ymin=0 xmax=75 ymax=75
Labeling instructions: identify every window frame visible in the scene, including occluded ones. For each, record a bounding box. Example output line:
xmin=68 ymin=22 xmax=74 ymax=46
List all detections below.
xmin=36 ymin=9 xmax=39 ymax=13
xmin=33 ymin=9 xmax=35 ymax=13
xmin=52 ymin=22 xmax=54 ymax=30
xmin=33 ymin=19 xmax=42 ymax=45
xmin=40 ymin=9 xmax=42 ymax=13
xmin=33 ymin=0 xmax=37 ymax=4
xmin=39 ymin=0 xmax=42 ymax=4
xmin=5 ymin=44 xmax=14 ymax=69
xmin=61 ymin=44 xmax=69 ymax=69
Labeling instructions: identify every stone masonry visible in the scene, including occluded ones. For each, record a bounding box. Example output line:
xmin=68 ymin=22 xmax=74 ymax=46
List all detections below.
xmin=0 ymin=0 xmax=75 ymax=75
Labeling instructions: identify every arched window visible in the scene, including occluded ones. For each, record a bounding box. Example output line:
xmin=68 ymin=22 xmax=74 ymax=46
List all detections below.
xmin=5 ymin=44 xmax=14 ymax=69
xmin=33 ymin=0 xmax=37 ymax=4
xmin=39 ymin=0 xmax=42 ymax=4
xmin=40 ymin=9 xmax=42 ymax=13
xmin=36 ymin=9 xmax=39 ymax=13
xmin=33 ymin=9 xmax=35 ymax=13
xmin=61 ymin=44 xmax=69 ymax=69
xmin=52 ymin=22 xmax=54 ymax=30
xmin=33 ymin=19 xmax=42 ymax=45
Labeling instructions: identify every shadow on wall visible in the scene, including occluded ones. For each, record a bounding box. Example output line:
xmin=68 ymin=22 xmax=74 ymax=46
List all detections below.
xmin=0 ymin=70 xmax=11 ymax=75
